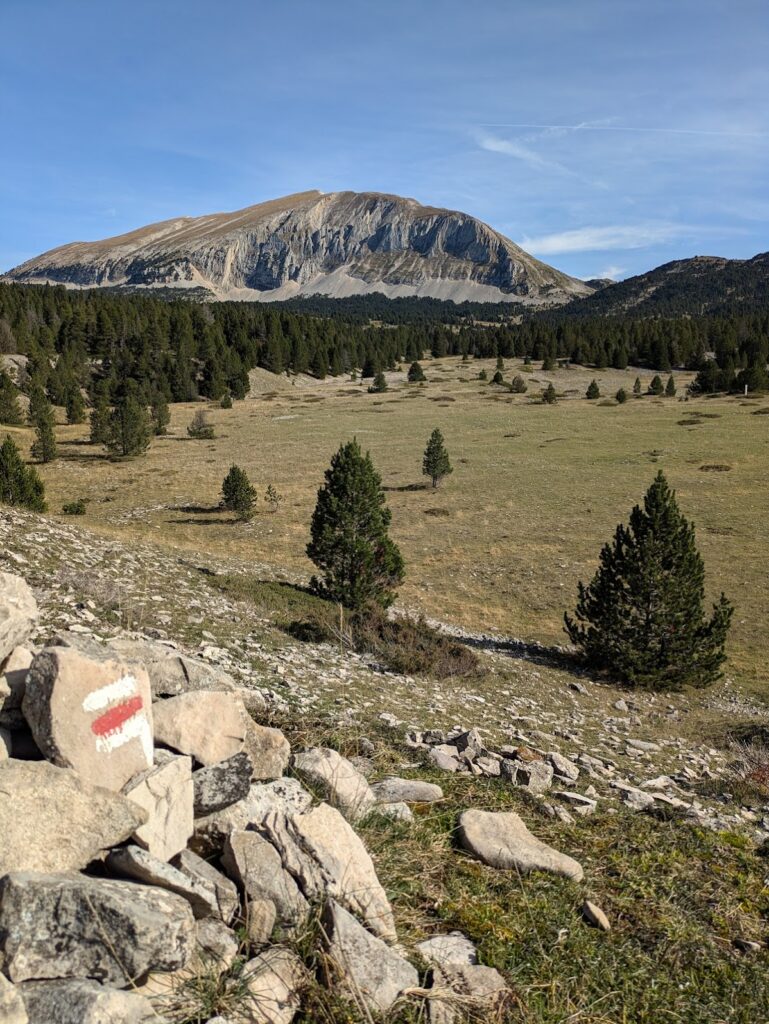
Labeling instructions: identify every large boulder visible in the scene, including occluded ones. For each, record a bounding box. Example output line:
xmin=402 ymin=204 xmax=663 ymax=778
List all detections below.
xmin=0 ymin=573 xmax=37 ymax=664
xmin=123 ymin=753 xmax=194 ymax=861
xmin=259 ymin=802 xmax=397 ymax=941
xmin=152 ymin=692 xmax=246 ymax=766
xmin=107 ymin=636 xmax=237 ymax=698
xmin=0 ymin=872 xmax=195 ymax=985
xmin=23 ymin=647 xmax=154 ymax=791
xmin=192 ymin=777 xmax=313 ymax=855
xmin=222 ymin=830 xmax=309 ymax=932
xmin=371 ymin=777 xmax=444 ymax=804
xmin=0 ymin=975 xmax=27 ymax=1024
xmin=292 ymin=747 xmax=375 ymax=822
xmin=173 ymin=849 xmax=239 ymax=924
xmin=322 ymin=900 xmax=418 ymax=1015
xmin=193 ymin=751 xmax=253 ymax=815
xmin=235 ymin=948 xmax=305 ymax=1024
xmin=106 ymin=845 xmax=220 ymax=919
xmin=0 ymin=760 xmax=146 ymax=875
xmin=19 ymin=979 xmax=158 ymax=1024
xmin=457 ymin=809 xmax=584 ymax=881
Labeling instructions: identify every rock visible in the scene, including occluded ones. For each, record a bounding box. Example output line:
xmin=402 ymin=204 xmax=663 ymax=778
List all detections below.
xmin=0 ymin=725 xmax=11 ymax=760
xmin=23 ymin=647 xmax=153 ymax=790
xmin=429 ymin=748 xmax=460 ymax=772
xmin=626 ymin=738 xmax=661 ymax=753
xmin=0 ymin=759 xmax=146 ymax=875
xmin=514 ymin=760 xmax=553 ymax=795
xmin=454 ymin=729 xmax=484 ymax=756
xmin=376 ymin=801 xmax=414 ymax=822
xmin=193 ymin=752 xmax=253 ymax=815
xmin=107 ymin=637 xmax=237 ymax=698
xmin=0 ymin=573 xmax=37 ymax=663
xmin=235 ymin=948 xmax=304 ymax=1024
xmin=173 ymin=849 xmax=240 ymax=924
xmin=196 ymin=918 xmax=239 ymax=969
xmin=124 ymin=754 xmax=194 ymax=861
xmin=19 ymin=980 xmax=157 ymax=1023
xmin=246 ymin=898 xmax=277 ymax=946
xmin=259 ymin=802 xmax=397 ymax=941
xmin=613 ymin=783 xmax=656 ymax=811
xmin=417 ymin=933 xmax=478 ymax=968
xmin=152 ymin=692 xmax=246 ymax=766
xmin=370 ymin=777 xmax=443 ymax=804
xmin=322 ymin=900 xmax=418 ymax=1014
xmin=292 ymin=747 xmax=375 ymax=822
xmin=552 ymin=791 xmax=597 ymax=816
xmin=613 ymin=698 xmax=629 ymax=713
xmin=582 ymin=900 xmax=611 ymax=931
xmin=222 ymin=831 xmax=309 ymax=932
xmin=430 ymin=963 xmax=513 ymax=1024
xmin=547 ymin=751 xmax=580 ymax=782
xmin=475 ymin=756 xmax=501 ymax=777
xmin=0 ymin=975 xmax=27 ymax=1024
xmin=193 ymin=777 xmax=313 ymax=855
xmin=457 ymin=809 xmax=584 ymax=881
xmin=106 ymin=845 xmax=219 ymax=918
xmin=0 ymin=872 xmax=195 ymax=985
xmin=241 ymin=719 xmax=290 ymax=781
xmin=0 ymin=645 xmax=33 ymax=728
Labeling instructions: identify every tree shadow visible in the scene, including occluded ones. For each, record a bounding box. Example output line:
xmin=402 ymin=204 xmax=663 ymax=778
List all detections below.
xmin=382 ymin=482 xmax=428 ymax=492
xmin=449 ymin=632 xmax=581 ymax=673
xmin=169 ymin=503 xmax=222 ymax=514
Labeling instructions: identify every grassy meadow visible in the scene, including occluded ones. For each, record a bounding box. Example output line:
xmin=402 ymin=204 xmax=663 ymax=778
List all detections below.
xmin=15 ymin=355 xmax=769 ymax=699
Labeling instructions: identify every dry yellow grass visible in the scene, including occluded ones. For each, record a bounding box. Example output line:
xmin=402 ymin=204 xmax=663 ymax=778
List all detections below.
xmin=14 ymin=356 xmax=769 ymax=696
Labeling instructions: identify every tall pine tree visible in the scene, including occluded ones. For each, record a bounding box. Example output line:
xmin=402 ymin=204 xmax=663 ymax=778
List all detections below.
xmin=422 ymin=428 xmax=453 ymax=488
xmin=0 ymin=435 xmax=46 ymax=511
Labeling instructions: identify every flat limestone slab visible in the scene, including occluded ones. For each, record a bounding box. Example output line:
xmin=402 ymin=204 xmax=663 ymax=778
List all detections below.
xmin=457 ymin=809 xmax=584 ymax=881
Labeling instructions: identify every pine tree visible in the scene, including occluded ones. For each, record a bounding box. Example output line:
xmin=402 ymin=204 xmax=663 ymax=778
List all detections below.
xmin=151 ymin=393 xmax=170 ymax=436
xmin=633 ymin=377 xmax=642 ymax=396
xmin=422 ymin=428 xmax=453 ymax=488
xmin=665 ymin=374 xmax=677 ymax=397
xmin=478 ymin=369 xmax=487 ymax=381
xmin=65 ymin=385 xmax=86 ymax=425
xmin=0 ymin=372 xmax=23 ymax=425
xmin=90 ymin=392 xmax=111 ymax=445
xmin=368 ymin=370 xmax=388 ymax=394
xmin=222 ymin=465 xmax=257 ymax=520
xmin=0 ymin=435 xmax=46 ymax=511
xmin=648 ymin=374 xmax=664 ymax=396
xmin=615 ymin=387 xmax=628 ymax=404
xmin=407 ymin=361 xmax=426 ymax=383
xmin=307 ymin=439 xmax=404 ymax=610
xmin=586 ymin=379 xmax=600 ymax=400
xmin=187 ymin=409 xmax=215 ymax=439
xmin=496 ymin=355 xmax=504 ymax=371
xmin=543 ymin=383 xmax=557 ymax=404
xmin=265 ymin=483 xmax=282 ymax=513
xmin=542 ymin=355 xmax=557 ymax=371
xmin=106 ymin=392 xmax=151 ymax=457
xmin=220 ymin=392 xmax=233 ymax=409
xmin=30 ymin=391 xmax=57 ymax=463
xmin=491 ymin=370 xmax=504 ymax=385
xmin=564 ymin=471 xmax=733 ymax=690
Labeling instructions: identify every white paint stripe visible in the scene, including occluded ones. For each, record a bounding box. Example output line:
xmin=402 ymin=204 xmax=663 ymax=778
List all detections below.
xmin=94 ymin=710 xmax=151 ymax=756
xmin=82 ymin=674 xmax=138 ymax=713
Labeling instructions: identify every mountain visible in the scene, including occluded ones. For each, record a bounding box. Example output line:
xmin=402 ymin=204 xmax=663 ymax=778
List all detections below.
xmin=3 ymin=190 xmax=591 ymax=305
xmin=556 ymin=252 xmax=769 ymax=318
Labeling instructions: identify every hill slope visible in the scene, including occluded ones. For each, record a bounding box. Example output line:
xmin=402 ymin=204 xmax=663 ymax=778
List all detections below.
xmin=3 ymin=190 xmax=591 ymax=305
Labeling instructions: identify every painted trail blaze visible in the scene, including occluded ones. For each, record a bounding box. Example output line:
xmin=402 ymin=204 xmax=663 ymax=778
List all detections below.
xmin=91 ymin=695 xmax=144 ymax=737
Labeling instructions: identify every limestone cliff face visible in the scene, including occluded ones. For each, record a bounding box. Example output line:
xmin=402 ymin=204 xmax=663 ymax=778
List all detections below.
xmin=5 ymin=190 xmax=592 ymax=304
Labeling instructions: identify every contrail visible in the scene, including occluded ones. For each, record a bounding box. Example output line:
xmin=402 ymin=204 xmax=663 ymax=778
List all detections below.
xmin=479 ymin=122 xmax=767 ymax=139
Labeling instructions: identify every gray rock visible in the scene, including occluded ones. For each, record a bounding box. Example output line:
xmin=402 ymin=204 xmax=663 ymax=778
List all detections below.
xmin=626 ymin=738 xmax=661 ymax=753
xmin=173 ymin=849 xmax=240 ymax=923
xmin=547 ymin=751 xmax=580 ymax=782
xmin=106 ymin=844 xmax=219 ymax=918
xmin=430 ymin=963 xmax=513 ymax=1024
xmin=0 ymin=872 xmax=195 ymax=985
xmin=123 ymin=754 xmax=194 ymax=862
xmin=457 ymin=809 xmax=584 ymax=881
xmin=245 ymin=898 xmax=277 ymax=946
xmin=514 ymin=760 xmax=554 ymax=795
xmin=0 ymin=573 xmax=37 ymax=663
xmin=196 ymin=918 xmax=239 ymax=969
xmin=107 ymin=637 xmax=237 ymax=698
xmin=0 ymin=975 xmax=27 ymax=1024
xmin=475 ymin=756 xmax=501 ymax=777
xmin=429 ymin=748 xmax=460 ymax=773
xmin=193 ymin=777 xmax=313 ymax=855
xmin=0 ymin=759 xmax=146 ymax=876
xmin=416 ymin=933 xmax=478 ymax=968
xmin=0 ymin=645 xmax=33 ymax=729
xmin=152 ymin=692 xmax=246 ymax=766
xmin=552 ymin=791 xmax=597 ymax=816
xmin=193 ymin=752 xmax=253 ymax=815
xmin=370 ymin=776 xmax=444 ymax=804
xmin=241 ymin=719 xmax=290 ymax=781
xmin=376 ymin=801 xmax=414 ymax=822
xmin=19 ymin=979 xmax=157 ymax=1024
xmin=292 ymin=747 xmax=375 ymax=822
xmin=222 ymin=831 xmax=309 ymax=932
xmin=322 ymin=900 xmax=418 ymax=1014
xmin=620 ymin=787 xmax=656 ymax=811
xmin=454 ymin=728 xmax=484 ymax=756
xmin=582 ymin=900 xmax=611 ymax=931
xmin=236 ymin=948 xmax=305 ymax=1024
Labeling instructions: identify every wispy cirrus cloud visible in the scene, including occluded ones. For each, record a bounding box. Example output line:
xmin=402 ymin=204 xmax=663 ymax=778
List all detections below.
xmin=521 ymin=223 xmax=690 ymax=255
xmin=479 ymin=121 xmax=769 ymax=140
xmin=477 ymin=133 xmax=575 ymax=176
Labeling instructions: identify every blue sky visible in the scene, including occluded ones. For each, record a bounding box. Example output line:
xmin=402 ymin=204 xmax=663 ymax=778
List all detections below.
xmin=1 ymin=0 xmax=767 ymax=280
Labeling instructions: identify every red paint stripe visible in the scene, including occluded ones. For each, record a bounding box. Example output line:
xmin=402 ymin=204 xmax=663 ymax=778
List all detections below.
xmin=91 ymin=695 xmax=144 ymax=737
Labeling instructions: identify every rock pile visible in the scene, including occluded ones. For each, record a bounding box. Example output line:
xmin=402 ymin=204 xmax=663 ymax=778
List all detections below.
xmin=1 ymin=572 xmax=541 ymax=1023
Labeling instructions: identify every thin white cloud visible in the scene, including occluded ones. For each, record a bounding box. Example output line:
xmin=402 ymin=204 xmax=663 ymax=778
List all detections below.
xmin=521 ymin=223 xmax=688 ymax=255
xmin=477 ymin=133 xmax=575 ymax=177
xmin=479 ymin=122 xmax=769 ymax=139
xmin=597 ymin=264 xmax=627 ymax=280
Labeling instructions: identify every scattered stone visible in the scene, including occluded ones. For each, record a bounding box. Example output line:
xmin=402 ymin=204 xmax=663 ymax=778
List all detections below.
xmin=23 ymin=647 xmax=154 ymax=790
xmin=193 ymin=751 xmax=253 ymax=816
xmin=429 ymin=747 xmax=460 ymax=772
xmin=236 ymin=948 xmax=305 ymax=1024
xmin=0 ymin=975 xmax=27 ymax=1024
xmin=124 ymin=754 xmax=194 ymax=861
xmin=569 ymin=682 xmax=588 ymax=695
xmin=245 ymin=898 xmax=277 ymax=946
xmin=547 ymin=751 xmax=580 ymax=782
xmin=475 ymin=756 xmax=501 ymax=776
xmin=376 ymin=801 xmax=414 ymax=822
xmin=734 ymin=938 xmax=762 ymax=953
xmin=19 ymin=979 xmax=157 ymax=1024
xmin=514 ymin=760 xmax=554 ymax=795
xmin=152 ymin=692 xmax=246 ymax=766
xmin=196 ymin=918 xmax=239 ymax=969
xmin=417 ymin=933 xmax=478 ymax=968
xmin=430 ymin=963 xmax=513 ymax=1024
xmin=107 ymin=844 xmax=219 ymax=918
xmin=613 ymin=699 xmax=629 ymax=713
xmin=0 ymin=760 xmax=146 ymax=875
xmin=241 ymin=719 xmax=290 ymax=781
xmin=454 ymin=728 xmax=484 ymax=756
xmin=457 ymin=809 xmax=584 ymax=881
xmin=553 ymin=791 xmax=597 ymax=816
xmin=322 ymin=900 xmax=418 ymax=1015
xmin=582 ymin=900 xmax=611 ymax=931
xmin=174 ymin=849 xmax=240 ymax=924
xmin=107 ymin=636 xmax=237 ymax=698
xmin=0 ymin=872 xmax=195 ymax=985
xmin=293 ymin=746 xmax=375 ymax=821
xmin=626 ymin=738 xmax=661 ymax=753
xmin=370 ymin=777 xmax=444 ymax=804
xmin=615 ymin=785 xmax=656 ymax=812
xmin=0 ymin=572 xmax=37 ymax=663
xmin=222 ymin=831 xmax=309 ymax=931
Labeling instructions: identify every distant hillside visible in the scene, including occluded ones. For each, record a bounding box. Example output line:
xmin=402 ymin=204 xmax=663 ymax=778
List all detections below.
xmin=558 ymin=252 xmax=769 ymax=318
